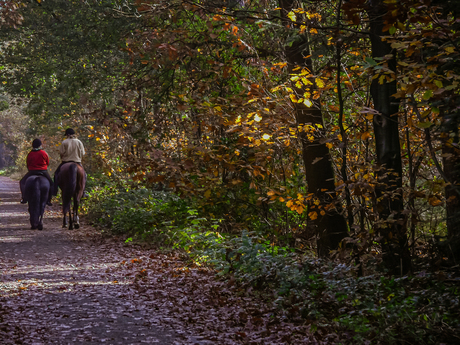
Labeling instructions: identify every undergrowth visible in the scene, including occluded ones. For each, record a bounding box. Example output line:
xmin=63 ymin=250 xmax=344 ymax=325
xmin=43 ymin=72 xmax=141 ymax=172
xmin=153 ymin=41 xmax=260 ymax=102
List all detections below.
xmin=84 ymin=186 xmax=460 ymax=344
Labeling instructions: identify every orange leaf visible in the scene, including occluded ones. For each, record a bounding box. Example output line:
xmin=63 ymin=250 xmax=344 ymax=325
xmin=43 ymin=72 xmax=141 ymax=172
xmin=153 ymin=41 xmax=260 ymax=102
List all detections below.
xmin=308 ymin=211 xmax=318 ymax=220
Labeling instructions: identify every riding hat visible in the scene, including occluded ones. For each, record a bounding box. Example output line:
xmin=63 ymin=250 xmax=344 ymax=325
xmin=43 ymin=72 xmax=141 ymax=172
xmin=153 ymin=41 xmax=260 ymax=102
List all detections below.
xmin=32 ymin=138 xmax=42 ymax=149
xmin=65 ymin=128 xmax=75 ymax=136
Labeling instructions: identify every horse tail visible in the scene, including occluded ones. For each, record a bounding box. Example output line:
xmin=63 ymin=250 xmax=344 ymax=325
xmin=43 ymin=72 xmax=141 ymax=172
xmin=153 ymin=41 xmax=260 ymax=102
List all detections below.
xmin=26 ymin=177 xmax=40 ymax=216
xmin=61 ymin=163 xmax=78 ymax=214
xmin=69 ymin=164 xmax=78 ymax=196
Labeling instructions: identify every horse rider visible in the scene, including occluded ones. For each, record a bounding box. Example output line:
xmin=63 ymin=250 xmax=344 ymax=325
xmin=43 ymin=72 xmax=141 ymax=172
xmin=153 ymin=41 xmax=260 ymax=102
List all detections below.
xmin=20 ymin=138 xmax=53 ymax=206
xmin=53 ymin=128 xmax=87 ymax=197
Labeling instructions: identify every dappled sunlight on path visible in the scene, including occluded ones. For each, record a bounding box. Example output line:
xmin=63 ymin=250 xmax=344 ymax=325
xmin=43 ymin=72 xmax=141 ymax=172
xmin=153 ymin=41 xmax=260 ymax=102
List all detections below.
xmin=0 ymin=176 xmax=182 ymax=344
xmin=0 ymin=176 xmax=316 ymax=344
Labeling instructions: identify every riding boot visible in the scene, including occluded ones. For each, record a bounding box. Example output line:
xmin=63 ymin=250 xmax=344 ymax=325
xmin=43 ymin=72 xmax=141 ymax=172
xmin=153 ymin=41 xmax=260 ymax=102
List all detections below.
xmin=19 ymin=175 xmax=28 ymax=203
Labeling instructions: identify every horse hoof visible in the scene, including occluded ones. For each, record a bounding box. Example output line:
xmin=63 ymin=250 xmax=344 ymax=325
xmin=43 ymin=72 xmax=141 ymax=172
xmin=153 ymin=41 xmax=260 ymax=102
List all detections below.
xmin=31 ymin=226 xmax=36 ymax=230
xmin=74 ymin=224 xmax=80 ymax=229
xmin=38 ymin=225 xmax=43 ymax=230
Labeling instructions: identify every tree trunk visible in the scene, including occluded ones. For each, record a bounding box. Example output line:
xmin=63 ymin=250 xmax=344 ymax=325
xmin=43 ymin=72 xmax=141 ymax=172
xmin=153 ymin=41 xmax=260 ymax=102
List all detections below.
xmin=279 ymin=0 xmax=348 ymax=257
xmin=442 ymin=114 xmax=460 ymax=261
xmin=367 ymin=0 xmax=411 ymax=274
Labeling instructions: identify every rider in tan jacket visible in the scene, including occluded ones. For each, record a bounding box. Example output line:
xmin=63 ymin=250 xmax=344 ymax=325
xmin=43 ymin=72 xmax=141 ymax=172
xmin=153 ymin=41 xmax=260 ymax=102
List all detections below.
xmin=52 ymin=128 xmax=87 ymax=196
xmin=60 ymin=131 xmax=85 ymax=163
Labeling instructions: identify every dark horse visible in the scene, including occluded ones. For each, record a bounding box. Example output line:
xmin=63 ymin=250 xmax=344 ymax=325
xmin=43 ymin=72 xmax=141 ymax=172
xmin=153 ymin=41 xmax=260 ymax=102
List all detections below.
xmin=58 ymin=162 xmax=86 ymax=230
xmin=24 ymin=175 xmax=50 ymax=230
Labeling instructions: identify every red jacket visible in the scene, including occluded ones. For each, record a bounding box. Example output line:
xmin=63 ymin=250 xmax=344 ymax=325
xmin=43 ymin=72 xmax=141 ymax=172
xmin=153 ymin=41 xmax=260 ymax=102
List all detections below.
xmin=27 ymin=150 xmax=50 ymax=171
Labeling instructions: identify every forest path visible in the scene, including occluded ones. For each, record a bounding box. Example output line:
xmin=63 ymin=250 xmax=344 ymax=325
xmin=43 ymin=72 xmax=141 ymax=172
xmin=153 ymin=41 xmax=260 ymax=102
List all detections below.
xmin=0 ymin=175 xmax=315 ymax=344
xmin=0 ymin=176 xmax=203 ymax=344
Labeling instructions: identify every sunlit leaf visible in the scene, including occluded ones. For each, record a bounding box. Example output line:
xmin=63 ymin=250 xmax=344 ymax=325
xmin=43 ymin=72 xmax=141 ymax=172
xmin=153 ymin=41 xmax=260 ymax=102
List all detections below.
xmin=308 ymin=211 xmax=318 ymax=220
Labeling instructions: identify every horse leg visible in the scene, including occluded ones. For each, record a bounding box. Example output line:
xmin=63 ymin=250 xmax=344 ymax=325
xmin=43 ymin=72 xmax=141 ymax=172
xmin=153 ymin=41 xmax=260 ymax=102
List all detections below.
xmin=63 ymin=210 xmax=67 ymax=228
xmin=73 ymin=199 xmax=80 ymax=229
xmin=38 ymin=214 xmax=43 ymax=231
xmin=69 ymin=205 xmax=74 ymax=230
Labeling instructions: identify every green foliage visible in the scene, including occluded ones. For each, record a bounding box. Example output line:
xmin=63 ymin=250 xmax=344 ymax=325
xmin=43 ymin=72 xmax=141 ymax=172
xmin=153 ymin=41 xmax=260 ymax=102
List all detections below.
xmin=0 ymin=100 xmax=9 ymax=112
xmin=0 ymin=0 xmax=138 ymax=121
xmin=85 ymin=183 xmax=199 ymax=243
xmin=206 ymin=236 xmax=460 ymax=344
xmin=0 ymin=166 xmax=19 ymax=176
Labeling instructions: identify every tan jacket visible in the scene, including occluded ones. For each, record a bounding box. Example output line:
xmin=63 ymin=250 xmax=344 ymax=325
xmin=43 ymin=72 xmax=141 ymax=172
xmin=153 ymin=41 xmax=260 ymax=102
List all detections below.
xmin=60 ymin=136 xmax=85 ymax=163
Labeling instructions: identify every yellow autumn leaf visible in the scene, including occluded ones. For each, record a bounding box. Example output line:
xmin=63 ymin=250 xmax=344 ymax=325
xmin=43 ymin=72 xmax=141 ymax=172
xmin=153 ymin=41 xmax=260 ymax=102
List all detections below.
xmin=287 ymin=11 xmax=296 ymax=22
xmin=204 ymin=190 xmax=211 ymax=198
xmin=315 ymin=78 xmax=325 ymax=88
xmin=301 ymin=78 xmax=311 ymax=86
xmin=289 ymin=94 xmax=298 ymax=102
xmin=286 ymin=200 xmax=294 ymax=208
xmin=326 ymin=142 xmax=333 ymax=149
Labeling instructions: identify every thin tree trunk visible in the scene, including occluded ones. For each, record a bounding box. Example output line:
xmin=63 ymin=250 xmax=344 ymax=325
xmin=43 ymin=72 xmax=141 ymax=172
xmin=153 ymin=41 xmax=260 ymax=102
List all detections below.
xmin=367 ymin=0 xmax=410 ymax=274
xmin=279 ymin=0 xmax=348 ymax=256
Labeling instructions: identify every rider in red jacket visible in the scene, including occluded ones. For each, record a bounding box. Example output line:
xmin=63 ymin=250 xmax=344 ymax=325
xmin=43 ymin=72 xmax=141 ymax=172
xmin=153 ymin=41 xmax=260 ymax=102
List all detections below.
xmin=19 ymin=138 xmax=53 ymax=206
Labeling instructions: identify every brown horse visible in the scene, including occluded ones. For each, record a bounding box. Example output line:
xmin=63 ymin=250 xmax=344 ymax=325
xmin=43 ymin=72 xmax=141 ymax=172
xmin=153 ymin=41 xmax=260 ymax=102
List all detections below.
xmin=58 ymin=162 xmax=86 ymax=230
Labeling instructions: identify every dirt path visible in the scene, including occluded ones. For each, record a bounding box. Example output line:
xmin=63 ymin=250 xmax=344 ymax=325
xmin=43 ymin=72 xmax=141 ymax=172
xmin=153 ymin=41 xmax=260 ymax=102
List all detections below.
xmin=0 ymin=176 xmax=316 ymax=344
xmin=0 ymin=176 xmax=197 ymax=344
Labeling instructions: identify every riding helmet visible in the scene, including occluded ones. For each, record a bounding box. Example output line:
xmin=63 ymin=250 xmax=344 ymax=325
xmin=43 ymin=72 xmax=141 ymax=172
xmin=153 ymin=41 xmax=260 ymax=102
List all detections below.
xmin=32 ymin=138 xmax=42 ymax=148
xmin=65 ymin=128 xmax=75 ymax=136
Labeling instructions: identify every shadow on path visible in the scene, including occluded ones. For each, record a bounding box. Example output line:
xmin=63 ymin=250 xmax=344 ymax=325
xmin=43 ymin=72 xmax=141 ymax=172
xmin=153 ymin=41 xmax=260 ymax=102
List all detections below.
xmin=0 ymin=176 xmax=185 ymax=345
